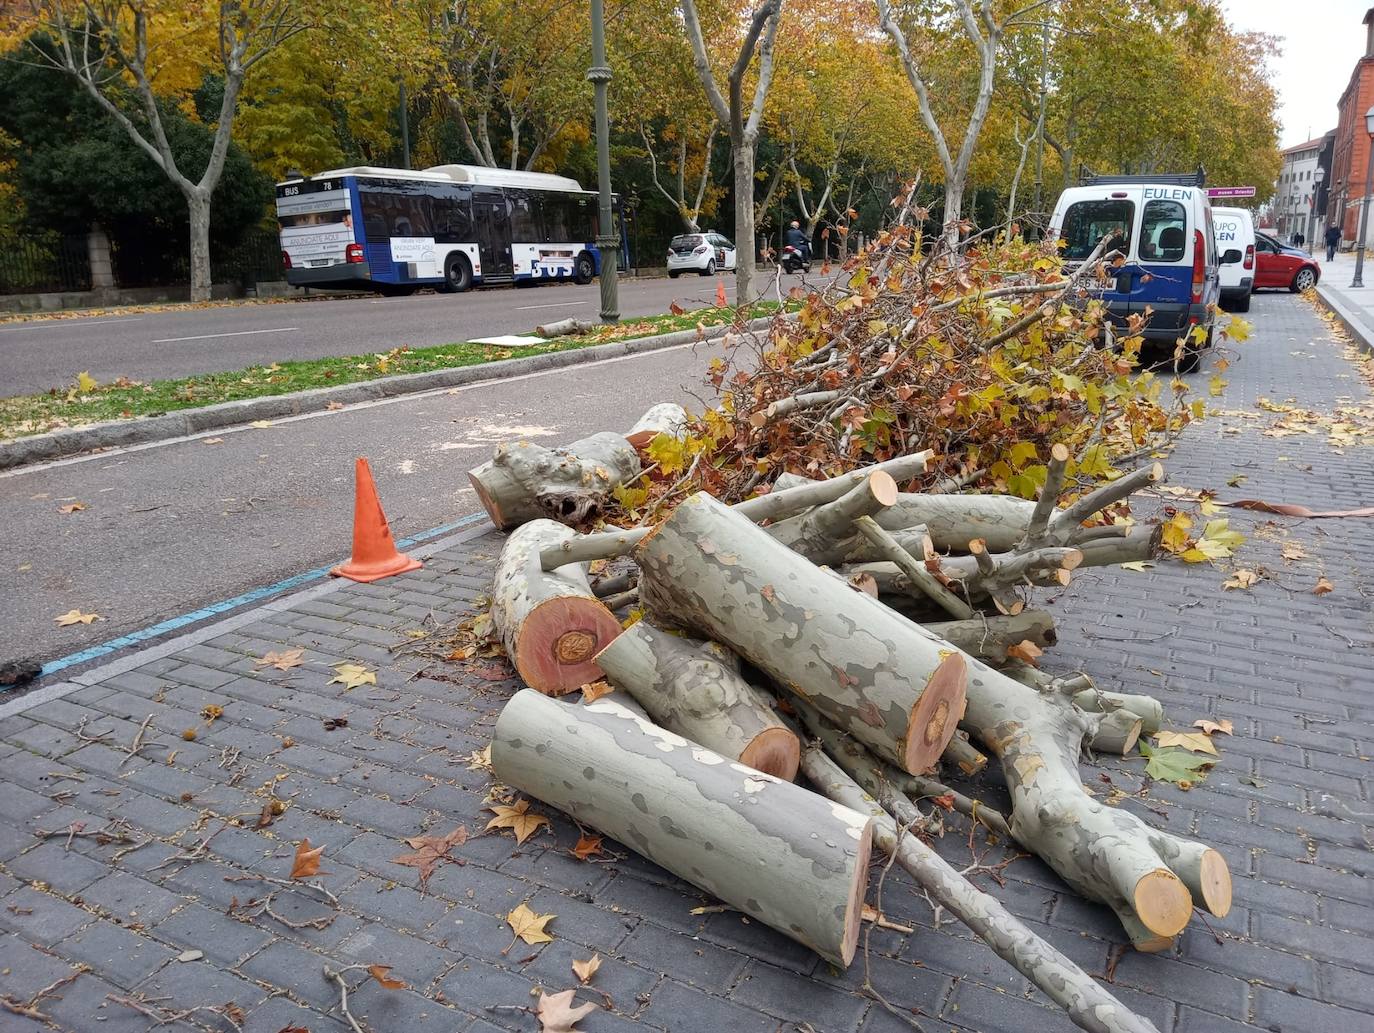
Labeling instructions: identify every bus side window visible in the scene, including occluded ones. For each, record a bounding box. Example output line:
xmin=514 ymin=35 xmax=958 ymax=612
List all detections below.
xmin=361 ymin=190 xmax=390 ymax=240
xmin=438 ymin=197 xmax=472 ymax=242
xmin=543 ymin=194 xmax=570 ymax=242
xmin=509 ymin=190 xmax=537 ymax=242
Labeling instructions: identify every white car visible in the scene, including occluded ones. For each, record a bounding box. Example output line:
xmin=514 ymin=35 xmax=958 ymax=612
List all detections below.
xmin=666 ymin=232 xmax=737 ymax=277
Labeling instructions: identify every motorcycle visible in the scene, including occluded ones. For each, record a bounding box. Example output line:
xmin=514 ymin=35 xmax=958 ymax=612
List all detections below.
xmin=781 ymin=244 xmax=811 ymax=274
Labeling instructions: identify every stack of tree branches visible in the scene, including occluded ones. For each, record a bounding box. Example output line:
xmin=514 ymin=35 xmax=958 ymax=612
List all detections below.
xmin=465 ymin=226 xmax=1232 ymax=1033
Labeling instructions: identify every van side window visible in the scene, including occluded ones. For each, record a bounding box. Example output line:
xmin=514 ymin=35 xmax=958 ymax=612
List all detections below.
xmin=1059 ymin=200 xmax=1133 ymax=261
xmin=1140 ymin=200 xmax=1187 ymax=263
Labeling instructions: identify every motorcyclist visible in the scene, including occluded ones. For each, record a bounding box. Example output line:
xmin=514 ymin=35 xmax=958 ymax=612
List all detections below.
xmin=784 ymin=220 xmax=811 ymax=265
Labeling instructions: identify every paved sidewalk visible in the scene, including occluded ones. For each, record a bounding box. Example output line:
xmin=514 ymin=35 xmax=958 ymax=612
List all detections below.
xmin=1313 ymin=249 xmax=1374 ymax=354
xmin=0 ymin=292 xmax=1371 ymax=1033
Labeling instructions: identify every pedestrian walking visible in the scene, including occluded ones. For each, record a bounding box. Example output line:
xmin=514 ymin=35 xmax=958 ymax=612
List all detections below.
xmin=1293 ymin=230 xmax=1305 ymax=249
xmin=1326 ymin=223 xmax=1341 ymax=262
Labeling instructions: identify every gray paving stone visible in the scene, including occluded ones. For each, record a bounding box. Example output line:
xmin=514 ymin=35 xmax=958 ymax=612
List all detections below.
xmin=243 ymin=997 xmax=352 ymax=1033
xmin=154 ymin=903 xmax=273 ymax=966
xmin=731 ymin=959 xmax=868 ymax=1031
xmin=80 ymin=871 xmax=186 ymax=925
xmin=7 ymin=840 xmax=110 ymax=893
xmin=0 ymin=886 xmax=92 ymax=943
xmin=38 ymin=971 xmax=153 ymax=1032
xmin=58 ymin=918 xmax=179 ymax=987
xmin=641 ymin=978 xmax=779 ymax=1033
xmin=615 ymin=920 xmax=747 ymax=988
xmin=1253 ymin=984 xmax=1374 ymax=1030
xmin=239 ymin=938 xmax=345 ymax=1010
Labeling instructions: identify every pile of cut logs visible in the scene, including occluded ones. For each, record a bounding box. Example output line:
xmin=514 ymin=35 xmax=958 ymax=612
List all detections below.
xmin=469 ymin=410 xmax=1229 ymax=1033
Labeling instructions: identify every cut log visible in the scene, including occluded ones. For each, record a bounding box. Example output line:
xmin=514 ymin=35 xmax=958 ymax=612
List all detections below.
xmin=538 ymin=451 xmax=933 ymax=570
xmin=536 ymin=316 xmax=595 ymax=337
xmin=802 ymin=746 xmax=1162 ymax=1033
xmin=764 ymin=472 xmax=898 ymax=562
xmin=491 ymin=690 xmax=872 ymax=966
xmin=941 ymin=732 xmax=988 ymax=776
xmin=852 ymin=515 xmax=973 ymax=618
xmin=1021 ymin=443 xmax=1071 ymax=547
xmin=634 ymin=492 xmax=967 ymax=775
xmin=1046 ymin=463 xmax=1164 ymax=544
xmin=594 ymin=621 xmax=799 ymax=779
xmin=625 ymin=403 xmax=688 ymax=450
xmin=1074 ymin=525 xmax=1164 ymax=567
xmin=1088 ymin=710 xmax=1144 ymax=755
xmin=490 ymin=520 xmax=622 ymax=695
xmin=1073 ymin=688 xmax=1164 ymax=736
xmin=961 ymin=658 xmax=1231 ymax=947
xmin=923 ymin=610 xmax=1058 ymax=663
xmin=469 ymin=432 xmax=642 ymax=530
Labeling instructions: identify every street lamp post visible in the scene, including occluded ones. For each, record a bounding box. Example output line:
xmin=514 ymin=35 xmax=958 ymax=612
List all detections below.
xmin=1308 ymin=166 xmax=1325 ymax=254
xmin=1352 ymin=106 xmax=1374 ymax=289
xmin=588 ymin=0 xmax=619 ymax=322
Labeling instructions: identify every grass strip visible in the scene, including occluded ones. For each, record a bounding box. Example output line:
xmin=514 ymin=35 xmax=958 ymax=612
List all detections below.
xmin=0 ymin=303 xmax=779 ymax=441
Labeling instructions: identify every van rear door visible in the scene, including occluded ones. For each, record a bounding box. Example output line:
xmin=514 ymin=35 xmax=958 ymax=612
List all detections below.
xmin=1058 ymin=194 xmax=1138 ymax=335
xmin=1132 ymin=192 xmax=1196 ymax=341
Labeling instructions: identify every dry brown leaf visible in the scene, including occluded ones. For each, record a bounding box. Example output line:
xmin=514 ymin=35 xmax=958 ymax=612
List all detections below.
xmin=58 ymin=502 xmax=86 ymax=514
xmin=1193 ymin=719 xmax=1234 ymax=736
xmin=200 ymin=704 xmax=224 ymax=722
xmin=1280 ymin=541 xmax=1308 ymax=562
xmin=571 ymin=954 xmax=601 ymax=984
xmin=1313 ymin=576 xmax=1335 ymax=595
xmin=181 ymin=728 xmax=198 ymax=741
xmin=54 ymin=609 xmax=101 ymax=626
xmin=536 ymin=988 xmax=597 ymax=1033
xmin=486 ymin=798 xmax=551 ymax=844
xmin=465 ymin=745 xmax=493 ymax=772
xmin=506 ymin=902 xmax=556 ymax=946
xmin=1222 ymin=569 xmax=1259 ymax=590
xmin=290 ymin=839 xmax=325 ymax=879
xmin=1006 ymin=639 xmax=1043 ymax=666
xmin=391 ymin=825 xmax=468 ymax=889
xmin=326 ymin=401 xmax=346 ymax=411
xmin=571 ymin=833 xmax=605 ymax=861
xmin=1154 ymin=731 xmax=1219 ymax=756
xmin=368 ymin=964 xmax=407 ymax=990
xmin=257 ymin=799 xmax=286 ymax=828
xmin=256 ymin=648 xmax=304 ymax=671
xmin=580 ymin=680 xmax=615 ymax=703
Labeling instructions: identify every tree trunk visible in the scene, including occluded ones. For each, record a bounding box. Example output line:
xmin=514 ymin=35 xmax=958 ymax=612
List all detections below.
xmin=763 ymin=472 xmax=898 ymax=562
xmin=536 ymin=317 xmax=595 ymax=337
xmin=801 ymin=746 xmax=1162 ymax=1033
xmin=491 ymin=690 xmax=873 ymax=967
xmin=187 ymin=189 xmax=213 ymax=303
xmin=594 ymin=621 xmax=799 ymax=779
xmin=960 ymin=658 xmax=1232 ymax=949
xmin=469 ymin=432 xmax=642 ymax=530
xmin=625 ymin=403 xmax=688 ymax=451
xmin=490 ymin=520 xmax=622 ymax=695
xmin=733 ymin=145 xmax=757 ymax=301
xmin=943 ymin=180 xmax=964 ymax=250
xmin=922 ymin=610 xmax=1058 ymax=663
xmin=634 ymin=493 xmax=967 ymax=775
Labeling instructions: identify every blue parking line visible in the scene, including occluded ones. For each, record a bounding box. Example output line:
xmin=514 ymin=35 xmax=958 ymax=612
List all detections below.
xmin=12 ymin=511 xmax=489 ymax=687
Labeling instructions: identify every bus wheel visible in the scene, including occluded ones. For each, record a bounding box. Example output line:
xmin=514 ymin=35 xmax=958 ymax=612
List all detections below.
xmin=574 ymin=252 xmax=596 ymax=285
xmin=442 ymin=254 xmax=472 ymax=293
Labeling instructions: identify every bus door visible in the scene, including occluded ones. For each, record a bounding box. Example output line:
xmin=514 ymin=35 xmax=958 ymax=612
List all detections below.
xmin=473 ymin=191 xmax=513 ymax=278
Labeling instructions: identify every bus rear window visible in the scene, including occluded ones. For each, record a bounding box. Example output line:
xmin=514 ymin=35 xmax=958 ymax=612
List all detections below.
xmin=1059 ymin=200 xmax=1134 ymax=261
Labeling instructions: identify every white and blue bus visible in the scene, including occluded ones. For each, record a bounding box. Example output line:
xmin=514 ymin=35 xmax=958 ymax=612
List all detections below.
xmin=274 ymin=164 xmax=626 ymax=295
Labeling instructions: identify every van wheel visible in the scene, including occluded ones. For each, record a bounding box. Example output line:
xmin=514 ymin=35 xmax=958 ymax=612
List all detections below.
xmin=441 ymin=254 xmax=472 ymax=293
xmin=1234 ymin=290 xmax=1251 ymax=313
xmin=1291 ymin=267 xmax=1316 ymax=292
xmin=574 ymin=253 xmax=596 ymax=284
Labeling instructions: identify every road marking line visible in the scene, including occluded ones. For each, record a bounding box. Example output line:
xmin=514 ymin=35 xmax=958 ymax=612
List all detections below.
xmin=514 ymin=301 xmax=590 ymax=310
xmin=0 ymin=318 xmax=144 ymax=334
xmin=153 ymin=327 xmax=299 ymax=343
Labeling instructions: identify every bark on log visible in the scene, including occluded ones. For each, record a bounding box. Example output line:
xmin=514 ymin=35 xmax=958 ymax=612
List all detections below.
xmin=538 ymin=452 xmax=933 ymax=570
xmin=961 ymin=659 xmax=1232 ymax=947
xmin=802 ymin=746 xmax=1162 ymax=1033
xmin=536 ymin=316 xmax=595 ymax=337
xmin=1073 ymin=689 xmax=1164 ymax=737
xmin=469 ymin=433 xmax=642 ymax=530
xmin=625 ymin=403 xmax=688 ymax=451
xmin=594 ymin=621 xmax=799 ymax=779
xmin=1074 ymin=525 xmax=1164 ymax=567
xmin=1088 ymin=710 xmax=1144 ymax=756
xmin=942 ymin=732 xmax=989 ymax=777
xmin=490 ymin=520 xmax=623 ymax=695
xmin=634 ymin=493 xmax=967 ymax=775
xmin=491 ymin=690 xmax=873 ymax=966
xmin=852 ymin=515 xmax=973 ymax=619
xmin=764 ymin=473 xmax=898 ymax=562
xmin=923 ymin=611 xmax=1058 ymax=663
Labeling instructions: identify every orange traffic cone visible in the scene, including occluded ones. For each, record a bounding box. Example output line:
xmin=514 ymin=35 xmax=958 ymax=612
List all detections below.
xmin=331 ymin=457 xmax=422 ymax=583
xmin=715 ymin=279 xmax=728 ymax=308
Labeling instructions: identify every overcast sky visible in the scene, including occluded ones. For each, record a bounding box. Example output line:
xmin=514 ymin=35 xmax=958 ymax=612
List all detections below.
xmin=1220 ymin=0 xmax=1370 ymax=148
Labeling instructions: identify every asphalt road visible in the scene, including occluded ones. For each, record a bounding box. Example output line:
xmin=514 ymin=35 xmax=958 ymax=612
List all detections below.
xmin=1 ymin=334 xmax=726 ymax=668
xmin=0 ymin=273 xmax=800 ymax=396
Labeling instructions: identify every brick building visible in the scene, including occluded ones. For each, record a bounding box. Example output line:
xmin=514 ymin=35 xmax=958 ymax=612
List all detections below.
xmin=1331 ymin=8 xmax=1374 ymax=245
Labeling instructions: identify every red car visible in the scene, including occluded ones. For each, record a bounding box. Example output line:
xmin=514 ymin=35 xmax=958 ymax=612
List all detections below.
xmin=1254 ymin=232 xmax=1321 ymax=292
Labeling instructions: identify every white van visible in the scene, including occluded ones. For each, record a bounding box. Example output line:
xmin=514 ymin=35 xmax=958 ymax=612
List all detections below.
xmin=1211 ymin=206 xmax=1255 ymax=312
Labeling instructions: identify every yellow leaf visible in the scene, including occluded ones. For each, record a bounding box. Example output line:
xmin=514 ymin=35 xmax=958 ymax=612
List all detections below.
xmin=1224 ymin=316 xmax=1252 ymax=343
xmin=200 ymin=704 xmax=224 ymax=722
xmin=645 ymin=432 xmax=687 ymax=476
xmin=1119 ymin=561 xmax=1154 ymax=572
xmin=1222 ymin=569 xmax=1259 ymax=590
xmin=76 ymin=371 xmax=98 ymax=393
xmin=1208 ymin=375 xmax=1226 ymax=397
xmin=256 ymin=648 xmax=305 ymax=670
xmin=1155 ymin=731 xmax=1219 ymax=756
xmin=54 ymin=609 xmax=101 ymax=626
xmin=506 ymin=902 xmax=556 ymax=946
xmin=250 ymin=420 xmax=274 ymax=429
xmin=1313 ymin=576 xmax=1334 ymax=596
xmin=329 ymin=662 xmax=377 ymax=689
xmin=1193 ymin=719 xmax=1234 ymax=736
xmin=535 ymin=988 xmax=596 ymax=1032
xmin=571 ymin=954 xmax=601 ymax=984
xmin=486 ymin=798 xmax=551 ymax=844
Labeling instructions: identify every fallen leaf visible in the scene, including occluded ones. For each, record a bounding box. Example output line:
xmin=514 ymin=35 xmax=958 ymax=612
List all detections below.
xmin=469 ymin=663 xmax=511 ymax=681
xmin=1313 ymin=576 xmax=1335 ymax=596
xmin=368 ymin=964 xmax=407 ymax=990
xmin=329 ymin=662 xmax=377 ymax=689
xmin=250 ymin=420 xmax=274 ymax=429
xmin=446 ymin=645 xmax=475 ymax=661
xmin=465 ymin=745 xmax=493 ymax=772
xmin=535 ymin=988 xmax=596 ymax=1032
xmin=1280 ymin=541 xmax=1308 ymax=562
xmin=1222 ymin=569 xmax=1259 ymax=591
xmin=1154 ymin=731 xmax=1219 ymax=756
xmin=392 ymin=825 xmax=468 ymax=889
xmin=1006 ymin=640 xmax=1042 ymax=666
xmin=1223 ymin=499 xmax=1374 ymax=518
xmin=203 ymin=437 xmax=224 ymax=445
xmin=181 ymin=728 xmax=198 ymax=741
xmin=256 ymin=647 xmax=305 ymax=671
xmin=506 ymin=902 xmax=556 ymax=947
xmin=1138 ymin=741 xmax=1216 ymax=787
xmin=54 ymin=609 xmax=102 ymax=626
xmin=58 ymin=502 xmax=86 ymax=514
xmin=669 ymin=300 xmax=686 ymax=316
xmin=200 ymin=704 xmax=224 ymax=722
xmin=256 ymin=799 xmax=286 ymax=828
xmin=571 ymin=833 xmax=605 ymax=861
xmin=1119 ymin=560 xmax=1154 ymax=572
xmin=322 ymin=716 xmax=349 ymax=731
xmin=290 ymin=839 xmax=325 ymax=879
xmin=571 ymin=954 xmax=601 ymax=984
xmin=326 ymin=401 xmax=346 ymax=411
xmin=580 ymin=680 xmax=614 ymax=703
xmin=1226 ymin=474 xmax=1247 ymax=487
xmin=1193 ymin=719 xmax=1234 ymax=736
xmin=76 ymin=370 xmax=98 ymax=393
xmin=486 ymin=798 xmax=551 ymax=844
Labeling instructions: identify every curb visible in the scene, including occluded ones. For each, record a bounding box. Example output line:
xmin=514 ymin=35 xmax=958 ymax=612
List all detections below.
xmin=0 ymin=314 xmax=777 ymax=471
xmin=1313 ymin=281 xmax=1374 ymax=356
